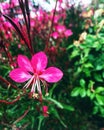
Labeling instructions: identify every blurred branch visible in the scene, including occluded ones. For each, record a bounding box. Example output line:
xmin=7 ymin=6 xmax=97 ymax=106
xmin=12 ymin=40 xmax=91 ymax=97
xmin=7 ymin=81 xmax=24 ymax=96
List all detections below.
xmin=13 ymin=106 xmax=30 ymax=124
xmin=45 ymin=0 xmax=58 ymax=50
xmin=0 ymin=96 xmax=20 ymax=104
xmin=0 ymin=76 xmax=18 ymax=89
xmin=1 ymin=106 xmax=30 ymax=129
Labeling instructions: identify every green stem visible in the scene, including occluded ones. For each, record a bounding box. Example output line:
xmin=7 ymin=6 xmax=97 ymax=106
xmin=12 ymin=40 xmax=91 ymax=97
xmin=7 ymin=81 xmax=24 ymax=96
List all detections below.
xmin=38 ymin=117 xmax=44 ymax=130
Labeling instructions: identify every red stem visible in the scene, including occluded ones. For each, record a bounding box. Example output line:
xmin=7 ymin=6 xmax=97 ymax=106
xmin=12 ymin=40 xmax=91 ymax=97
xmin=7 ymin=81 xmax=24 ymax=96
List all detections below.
xmin=14 ymin=106 xmax=30 ymax=124
xmin=0 ymin=76 xmax=18 ymax=89
xmin=0 ymin=96 xmax=20 ymax=104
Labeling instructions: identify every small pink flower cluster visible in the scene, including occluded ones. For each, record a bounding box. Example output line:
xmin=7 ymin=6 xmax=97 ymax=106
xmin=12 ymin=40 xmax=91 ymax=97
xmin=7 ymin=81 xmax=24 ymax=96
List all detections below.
xmin=0 ymin=17 xmax=12 ymax=40
xmin=0 ymin=0 xmax=72 ymax=45
xmin=51 ymin=25 xmax=73 ymax=39
xmin=30 ymin=8 xmax=72 ymax=39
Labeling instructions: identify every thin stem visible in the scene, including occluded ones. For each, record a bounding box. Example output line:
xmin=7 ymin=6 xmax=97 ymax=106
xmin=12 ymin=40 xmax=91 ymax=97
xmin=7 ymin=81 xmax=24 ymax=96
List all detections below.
xmin=25 ymin=0 xmax=30 ymax=31
xmin=38 ymin=117 xmax=44 ymax=130
xmin=14 ymin=106 xmax=30 ymax=124
xmin=18 ymin=0 xmax=28 ymax=29
xmin=49 ymin=0 xmax=58 ymax=36
xmin=18 ymin=0 xmax=34 ymax=55
xmin=48 ymin=0 xmax=58 ymax=44
xmin=0 ymin=96 xmax=20 ymax=104
xmin=0 ymin=76 xmax=18 ymax=89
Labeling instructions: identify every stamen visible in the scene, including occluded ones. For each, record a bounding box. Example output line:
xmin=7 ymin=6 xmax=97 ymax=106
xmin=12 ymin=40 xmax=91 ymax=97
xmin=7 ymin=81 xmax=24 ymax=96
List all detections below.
xmin=23 ymin=75 xmax=34 ymax=89
xmin=36 ymin=76 xmax=42 ymax=94
xmin=23 ymin=75 xmax=42 ymax=95
xmin=31 ymin=78 xmax=36 ymax=93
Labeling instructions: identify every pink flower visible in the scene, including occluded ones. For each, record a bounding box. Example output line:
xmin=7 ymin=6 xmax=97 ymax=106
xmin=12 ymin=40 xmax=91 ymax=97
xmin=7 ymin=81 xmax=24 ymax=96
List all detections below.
xmin=64 ymin=29 xmax=73 ymax=38
xmin=9 ymin=52 xmax=63 ymax=94
xmin=51 ymin=32 xmax=59 ymax=39
xmin=55 ymin=25 xmax=66 ymax=33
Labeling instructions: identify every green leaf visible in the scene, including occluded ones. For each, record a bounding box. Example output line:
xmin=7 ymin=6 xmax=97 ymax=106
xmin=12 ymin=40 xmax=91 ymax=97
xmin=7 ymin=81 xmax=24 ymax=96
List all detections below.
xmin=88 ymin=80 xmax=95 ymax=89
xmin=71 ymin=87 xmax=81 ymax=97
xmin=102 ymin=72 xmax=104 ymax=78
xmin=94 ymin=73 xmax=103 ymax=82
xmin=61 ymin=103 xmax=75 ymax=111
xmin=90 ymin=93 xmax=95 ymax=100
xmin=96 ymin=65 xmax=103 ymax=70
xmin=83 ymin=68 xmax=91 ymax=77
xmin=49 ymin=84 xmax=57 ymax=97
xmin=99 ymin=106 xmax=104 ymax=116
xmin=96 ymin=94 xmax=104 ymax=105
xmin=47 ymin=98 xmax=63 ymax=109
xmin=66 ymin=44 xmax=74 ymax=50
xmin=95 ymin=87 xmax=104 ymax=93
xmin=86 ymin=89 xmax=91 ymax=97
xmin=84 ymin=63 xmax=93 ymax=68
xmin=70 ymin=49 xmax=79 ymax=58
xmin=79 ymin=88 xmax=86 ymax=98
xmin=93 ymin=106 xmax=99 ymax=114
xmin=80 ymin=79 xmax=86 ymax=87
xmin=47 ymin=97 xmax=74 ymax=111
xmin=50 ymin=108 xmax=67 ymax=128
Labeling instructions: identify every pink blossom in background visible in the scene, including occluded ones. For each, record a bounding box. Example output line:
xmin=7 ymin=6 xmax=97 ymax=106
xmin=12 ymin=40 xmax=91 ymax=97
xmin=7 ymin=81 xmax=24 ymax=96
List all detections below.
xmin=64 ymin=29 xmax=73 ymax=38
xmin=9 ymin=52 xmax=63 ymax=95
xmin=52 ymin=25 xmax=72 ymax=39
xmin=55 ymin=25 xmax=66 ymax=33
xmin=51 ymin=32 xmax=59 ymax=39
xmin=53 ymin=16 xmax=60 ymax=24
xmin=10 ymin=0 xmax=19 ymax=7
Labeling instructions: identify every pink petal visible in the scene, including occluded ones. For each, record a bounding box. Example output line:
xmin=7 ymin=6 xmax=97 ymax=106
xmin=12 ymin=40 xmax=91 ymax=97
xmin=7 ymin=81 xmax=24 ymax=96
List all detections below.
xmin=9 ymin=68 xmax=32 ymax=83
xmin=39 ymin=67 xmax=63 ymax=83
xmin=31 ymin=51 xmax=48 ymax=72
xmin=17 ymin=55 xmax=33 ymax=72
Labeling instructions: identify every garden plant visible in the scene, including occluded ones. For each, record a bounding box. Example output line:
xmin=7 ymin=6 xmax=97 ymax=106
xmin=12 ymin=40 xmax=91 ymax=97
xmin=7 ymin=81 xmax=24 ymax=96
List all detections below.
xmin=0 ymin=0 xmax=104 ymax=130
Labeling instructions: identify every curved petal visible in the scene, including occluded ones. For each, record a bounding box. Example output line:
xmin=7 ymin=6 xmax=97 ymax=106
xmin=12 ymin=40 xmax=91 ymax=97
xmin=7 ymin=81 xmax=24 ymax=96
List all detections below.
xmin=39 ymin=67 xmax=63 ymax=83
xmin=31 ymin=51 xmax=47 ymax=72
xmin=9 ymin=68 xmax=32 ymax=83
xmin=17 ymin=55 xmax=33 ymax=72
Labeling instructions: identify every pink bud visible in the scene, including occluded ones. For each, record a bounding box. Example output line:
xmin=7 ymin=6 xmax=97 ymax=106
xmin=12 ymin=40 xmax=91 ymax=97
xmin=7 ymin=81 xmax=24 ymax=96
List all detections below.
xmin=42 ymin=106 xmax=48 ymax=117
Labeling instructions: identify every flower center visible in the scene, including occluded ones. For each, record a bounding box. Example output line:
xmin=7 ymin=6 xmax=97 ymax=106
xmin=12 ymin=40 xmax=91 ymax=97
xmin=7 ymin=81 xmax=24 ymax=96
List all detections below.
xmin=23 ymin=75 xmax=42 ymax=95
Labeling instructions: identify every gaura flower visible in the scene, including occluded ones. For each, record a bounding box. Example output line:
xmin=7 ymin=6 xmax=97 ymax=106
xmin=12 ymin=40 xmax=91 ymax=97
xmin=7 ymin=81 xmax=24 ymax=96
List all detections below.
xmin=9 ymin=51 xmax=63 ymax=94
